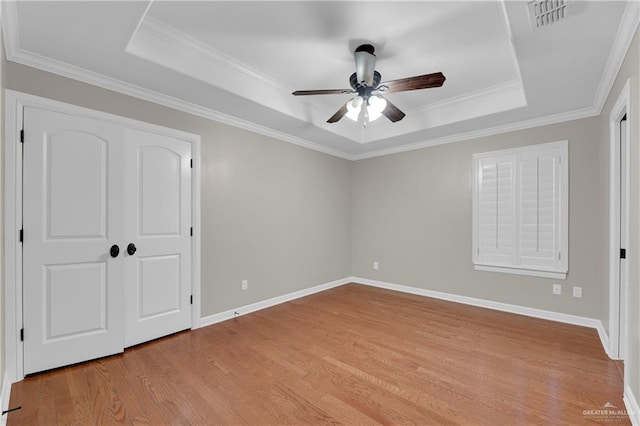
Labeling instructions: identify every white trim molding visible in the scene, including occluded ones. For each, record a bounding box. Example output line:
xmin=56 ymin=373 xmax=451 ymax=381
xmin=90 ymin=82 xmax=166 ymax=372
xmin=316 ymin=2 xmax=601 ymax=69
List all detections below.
xmin=350 ymin=277 xmax=606 ymax=337
xmin=4 ymin=90 xmax=24 ymax=384
xmin=352 ymin=107 xmax=598 ymax=160
xmin=625 ymin=386 xmax=640 ymax=426
xmin=593 ymin=1 xmax=640 ymax=113
xmin=473 ymin=264 xmax=567 ymax=280
xmin=199 ymin=276 xmax=611 ymax=359
xmin=608 ymin=78 xmax=632 ymax=360
xmin=198 ymin=278 xmax=351 ymax=328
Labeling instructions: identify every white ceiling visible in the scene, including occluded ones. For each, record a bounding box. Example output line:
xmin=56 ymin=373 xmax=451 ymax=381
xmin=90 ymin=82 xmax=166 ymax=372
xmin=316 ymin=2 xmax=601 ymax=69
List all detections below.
xmin=2 ymin=1 xmax=638 ymax=159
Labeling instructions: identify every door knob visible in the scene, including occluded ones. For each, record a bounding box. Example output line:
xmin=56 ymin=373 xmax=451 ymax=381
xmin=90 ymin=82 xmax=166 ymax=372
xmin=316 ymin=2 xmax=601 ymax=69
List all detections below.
xmin=110 ymin=244 xmax=120 ymax=258
xmin=127 ymin=243 xmax=137 ymax=256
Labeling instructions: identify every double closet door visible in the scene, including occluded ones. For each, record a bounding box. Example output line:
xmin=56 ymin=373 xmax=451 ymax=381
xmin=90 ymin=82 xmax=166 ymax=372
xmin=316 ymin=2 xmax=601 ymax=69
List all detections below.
xmin=22 ymin=107 xmax=193 ymax=375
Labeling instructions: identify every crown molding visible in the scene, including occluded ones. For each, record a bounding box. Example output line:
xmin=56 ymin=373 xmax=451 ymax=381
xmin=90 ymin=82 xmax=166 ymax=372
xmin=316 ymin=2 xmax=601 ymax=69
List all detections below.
xmin=8 ymin=47 xmax=355 ymax=160
xmin=0 ymin=36 xmax=608 ymax=163
xmin=352 ymin=106 xmax=599 ymax=160
xmin=1 ymin=2 xmax=354 ymax=161
xmin=137 ymin=17 xmax=293 ymax=100
xmin=409 ymin=79 xmax=524 ymax=116
xmin=1 ymin=0 xmax=19 ymax=56
xmin=126 ymin=15 xmax=364 ymax=143
xmin=593 ymin=0 xmax=640 ymax=113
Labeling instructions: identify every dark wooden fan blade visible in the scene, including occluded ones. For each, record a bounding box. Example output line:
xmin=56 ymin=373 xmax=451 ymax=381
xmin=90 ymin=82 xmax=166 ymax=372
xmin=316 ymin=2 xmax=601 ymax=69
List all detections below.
xmin=380 ymin=97 xmax=406 ymax=122
xmin=327 ymin=102 xmax=349 ymax=123
xmin=381 ymin=72 xmax=446 ymax=93
xmin=292 ymin=89 xmax=353 ymax=96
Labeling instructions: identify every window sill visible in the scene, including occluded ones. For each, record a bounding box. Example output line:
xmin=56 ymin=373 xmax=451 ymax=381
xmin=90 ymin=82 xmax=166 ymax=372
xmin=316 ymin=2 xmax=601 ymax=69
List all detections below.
xmin=474 ymin=264 xmax=567 ymax=280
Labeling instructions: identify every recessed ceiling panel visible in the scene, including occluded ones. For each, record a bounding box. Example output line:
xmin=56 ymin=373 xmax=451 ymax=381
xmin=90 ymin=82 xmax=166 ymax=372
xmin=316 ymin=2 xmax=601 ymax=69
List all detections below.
xmin=130 ymin=1 xmax=526 ymax=143
xmin=4 ymin=1 xmax=633 ymax=157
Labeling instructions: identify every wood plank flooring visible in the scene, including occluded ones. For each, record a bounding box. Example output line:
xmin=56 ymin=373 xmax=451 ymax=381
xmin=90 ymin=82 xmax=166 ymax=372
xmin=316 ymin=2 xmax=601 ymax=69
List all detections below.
xmin=7 ymin=283 xmax=629 ymax=425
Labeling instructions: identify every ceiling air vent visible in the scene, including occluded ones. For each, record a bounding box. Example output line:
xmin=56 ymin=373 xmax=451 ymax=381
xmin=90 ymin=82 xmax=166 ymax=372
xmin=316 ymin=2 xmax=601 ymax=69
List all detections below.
xmin=528 ymin=0 xmax=569 ymax=29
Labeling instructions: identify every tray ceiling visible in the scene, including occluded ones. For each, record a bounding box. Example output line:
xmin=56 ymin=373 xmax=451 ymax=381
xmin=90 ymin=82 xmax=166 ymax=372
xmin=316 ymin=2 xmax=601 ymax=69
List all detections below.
xmin=3 ymin=1 xmax=637 ymax=159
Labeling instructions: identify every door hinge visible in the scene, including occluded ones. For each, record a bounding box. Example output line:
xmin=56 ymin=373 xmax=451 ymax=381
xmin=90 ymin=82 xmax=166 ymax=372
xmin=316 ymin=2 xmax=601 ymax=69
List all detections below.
xmin=20 ymin=328 xmax=24 ymax=342
xmin=19 ymin=229 xmax=23 ymax=243
xmin=190 ymin=295 xmax=193 ymax=305
xmin=620 ymin=248 xmax=626 ymax=259
xmin=190 ymin=227 xmax=193 ymax=237
xmin=20 ymin=129 xmax=24 ymax=143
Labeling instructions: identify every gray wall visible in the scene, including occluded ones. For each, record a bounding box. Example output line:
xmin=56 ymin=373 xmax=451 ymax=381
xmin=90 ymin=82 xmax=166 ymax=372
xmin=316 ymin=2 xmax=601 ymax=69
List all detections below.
xmin=351 ymin=117 xmax=606 ymax=318
xmin=5 ymin=63 xmax=352 ymax=317
xmin=3 ymin=60 xmax=615 ymax=321
xmin=601 ymin=25 xmax=640 ymax=406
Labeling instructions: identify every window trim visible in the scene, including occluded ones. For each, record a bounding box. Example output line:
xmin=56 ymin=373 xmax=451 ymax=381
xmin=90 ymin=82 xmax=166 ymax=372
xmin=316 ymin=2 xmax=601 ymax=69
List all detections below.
xmin=472 ymin=140 xmax=568 ymax=279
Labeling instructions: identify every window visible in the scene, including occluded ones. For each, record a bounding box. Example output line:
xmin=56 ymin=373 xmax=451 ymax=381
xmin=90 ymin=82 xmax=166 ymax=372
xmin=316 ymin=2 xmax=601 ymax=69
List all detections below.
xmin=472 ymin=141 xmax=568 ymax=279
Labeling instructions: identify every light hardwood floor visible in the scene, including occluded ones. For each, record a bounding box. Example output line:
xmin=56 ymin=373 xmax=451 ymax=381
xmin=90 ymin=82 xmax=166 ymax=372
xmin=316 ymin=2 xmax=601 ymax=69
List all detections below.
xmin=7 ymin=283 xmax=629 ymax=425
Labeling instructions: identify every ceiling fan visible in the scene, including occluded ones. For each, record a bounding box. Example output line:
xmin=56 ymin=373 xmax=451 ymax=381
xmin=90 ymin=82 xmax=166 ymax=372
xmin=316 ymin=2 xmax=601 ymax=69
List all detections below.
xmin=292 ymin=44 xmax=446 ymax=126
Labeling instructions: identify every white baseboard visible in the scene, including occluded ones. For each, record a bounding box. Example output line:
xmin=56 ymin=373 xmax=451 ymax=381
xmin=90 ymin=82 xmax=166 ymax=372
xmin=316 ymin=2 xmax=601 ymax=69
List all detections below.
xmin=0 ymin=372 xmax=13 ymax=426
xmin=626 ymin=386 xmax=640 ymax=426
xmin=198 ymin=276 xmax=610 ymax=359
xmin=350 ymin=276 xmax=605 ymax=332
xmin=597 ymin=322 xmax=612 ymax=358
xmin=197 ymin=277 xmax=351 ymax=328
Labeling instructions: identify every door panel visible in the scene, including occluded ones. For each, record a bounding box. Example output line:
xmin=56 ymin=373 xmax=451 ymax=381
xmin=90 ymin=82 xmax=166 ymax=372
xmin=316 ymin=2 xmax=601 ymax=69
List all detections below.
xmin=140 ymin=148 xmax=182 ymax=236
xmin=23 ymin=107 xmax=124 ymax=374
xmin=46 ymin=132 xmax=107 ymax=239
xmin=46 ymin=262 xmax=107 ymax=338
xmin=138 ymin=255 xmax=181 ymax=318
xmin=123 ymin=128 xmax=192 ymax=347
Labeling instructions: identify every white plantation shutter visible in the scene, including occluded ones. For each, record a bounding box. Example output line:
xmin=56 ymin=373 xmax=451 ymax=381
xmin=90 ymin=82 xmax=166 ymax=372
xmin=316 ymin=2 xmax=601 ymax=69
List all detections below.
xmin=473 ymin=141 xmax=568 ymax=279
xmin=477 ymin=154 xmax=516 ymax=265
xmin=518 ymin=148 xmax=561 ymax=268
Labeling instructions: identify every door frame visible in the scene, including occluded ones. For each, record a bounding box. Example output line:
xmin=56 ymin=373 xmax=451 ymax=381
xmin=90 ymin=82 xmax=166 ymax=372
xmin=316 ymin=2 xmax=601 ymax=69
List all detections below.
xmin=3 ymin=90 xmax=202 ymax=382
xmin=608 ymin=79 xmax=631 ymax=362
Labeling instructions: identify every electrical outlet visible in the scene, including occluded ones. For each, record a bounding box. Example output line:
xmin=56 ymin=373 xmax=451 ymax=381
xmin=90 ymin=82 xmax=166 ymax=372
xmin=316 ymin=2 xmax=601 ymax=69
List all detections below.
xmin=573 ymin=286 xmax=582 ymax=298
xmin=373 ymin=261 xmax=379 ymax=270
xmin=553 ymin=284 xmax=562 ymax=295
xmin=241 ymin=280 xmax=248 ymax=290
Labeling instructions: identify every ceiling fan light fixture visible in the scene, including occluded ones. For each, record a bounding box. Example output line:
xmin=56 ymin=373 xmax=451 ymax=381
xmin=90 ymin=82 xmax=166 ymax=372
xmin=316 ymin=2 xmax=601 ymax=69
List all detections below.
xmin=292 ymin=43 xmax=445 ymax=125
xmin=366 ymin=95 xmax=387 ymax=122
xmin=346 ymin=96 xmax=364 ymax=121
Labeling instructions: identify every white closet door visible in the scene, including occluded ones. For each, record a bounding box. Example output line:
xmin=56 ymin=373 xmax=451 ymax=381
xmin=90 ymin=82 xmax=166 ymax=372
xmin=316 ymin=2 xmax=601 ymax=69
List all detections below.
xmin=123 ymin=128 xmax=192 ymax=348
xmin=23 ymin=107 xmax=124 ymax=374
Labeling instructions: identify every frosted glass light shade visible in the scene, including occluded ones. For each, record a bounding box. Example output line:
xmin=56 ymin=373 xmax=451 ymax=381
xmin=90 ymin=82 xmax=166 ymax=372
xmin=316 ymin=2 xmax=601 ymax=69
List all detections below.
xmin=366 ymin=95 xmax=387 ymax=122
xmin=346 ymin=96 xmax=363 ymax=121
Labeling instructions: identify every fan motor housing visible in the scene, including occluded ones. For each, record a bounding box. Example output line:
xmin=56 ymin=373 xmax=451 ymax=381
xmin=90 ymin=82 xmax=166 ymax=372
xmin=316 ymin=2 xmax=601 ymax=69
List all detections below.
xmin=350 ymin=71 xmax=381 ymax=91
